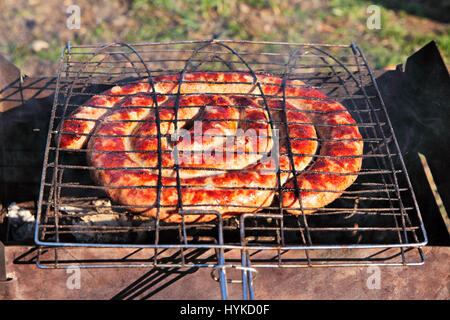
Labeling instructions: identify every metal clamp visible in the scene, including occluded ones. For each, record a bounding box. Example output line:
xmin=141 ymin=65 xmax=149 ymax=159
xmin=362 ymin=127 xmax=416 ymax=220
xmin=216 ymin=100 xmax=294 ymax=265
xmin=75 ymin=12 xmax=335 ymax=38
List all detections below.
xmin=210 ymin=265 xmax=258 ymax=284
xmin=210 ymin=264 xmax=258 ymax=300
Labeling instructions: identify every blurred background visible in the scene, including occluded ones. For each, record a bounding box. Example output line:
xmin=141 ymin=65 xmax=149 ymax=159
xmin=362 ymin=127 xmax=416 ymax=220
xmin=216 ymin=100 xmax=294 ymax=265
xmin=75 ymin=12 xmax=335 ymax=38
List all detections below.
xmin=0 ymin=0 xmax=448 ymax=76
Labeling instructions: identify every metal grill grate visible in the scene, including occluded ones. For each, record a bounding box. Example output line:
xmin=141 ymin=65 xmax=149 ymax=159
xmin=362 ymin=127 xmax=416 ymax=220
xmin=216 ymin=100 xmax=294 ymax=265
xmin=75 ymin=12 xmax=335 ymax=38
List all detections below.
xmin=34 ymin=40 xmax=427 ymax=299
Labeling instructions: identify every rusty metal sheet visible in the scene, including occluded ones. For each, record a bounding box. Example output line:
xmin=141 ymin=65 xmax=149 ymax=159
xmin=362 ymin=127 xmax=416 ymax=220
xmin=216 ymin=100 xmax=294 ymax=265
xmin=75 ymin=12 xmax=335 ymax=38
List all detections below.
xmin=0 ymin=245 xmax=448 ymax=300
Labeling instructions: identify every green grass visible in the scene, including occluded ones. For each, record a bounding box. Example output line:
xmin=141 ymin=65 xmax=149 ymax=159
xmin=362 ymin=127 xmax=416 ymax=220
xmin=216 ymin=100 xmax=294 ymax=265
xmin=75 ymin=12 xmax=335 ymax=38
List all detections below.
xmin=125 ymin=0 xmax=450 ymax=69
xmin=3 ymin=0 xmax=449 ymax=73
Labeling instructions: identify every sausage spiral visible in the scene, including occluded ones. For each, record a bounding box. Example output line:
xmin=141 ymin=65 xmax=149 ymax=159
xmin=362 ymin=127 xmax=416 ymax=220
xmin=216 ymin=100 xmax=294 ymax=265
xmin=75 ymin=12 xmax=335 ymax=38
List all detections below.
xmin=60 ymin=72 xmax=363 ymax=222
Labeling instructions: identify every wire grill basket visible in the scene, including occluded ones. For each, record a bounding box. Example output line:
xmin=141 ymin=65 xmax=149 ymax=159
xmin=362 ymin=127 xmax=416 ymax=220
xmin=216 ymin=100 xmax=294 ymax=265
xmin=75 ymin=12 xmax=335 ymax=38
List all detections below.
xmin=34 ymin=39 xmax=427 ymax=298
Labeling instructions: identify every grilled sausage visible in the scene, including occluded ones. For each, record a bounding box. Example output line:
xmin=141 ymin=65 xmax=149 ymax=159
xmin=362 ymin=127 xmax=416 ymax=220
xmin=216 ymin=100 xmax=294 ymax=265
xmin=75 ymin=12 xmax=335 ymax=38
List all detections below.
xmin=60 ymin=72 xmax=362 ymax=222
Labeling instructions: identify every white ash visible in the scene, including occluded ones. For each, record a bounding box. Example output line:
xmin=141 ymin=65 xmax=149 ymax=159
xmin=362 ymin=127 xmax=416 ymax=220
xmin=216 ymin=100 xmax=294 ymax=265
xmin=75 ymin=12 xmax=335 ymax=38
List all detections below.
xmin=60 ymin=200 xmax=155 ymax=243
xmin=92 ymin=199 xmax=115 ymax=215
xmin=6 ymin=202 xmax=36 ymax=242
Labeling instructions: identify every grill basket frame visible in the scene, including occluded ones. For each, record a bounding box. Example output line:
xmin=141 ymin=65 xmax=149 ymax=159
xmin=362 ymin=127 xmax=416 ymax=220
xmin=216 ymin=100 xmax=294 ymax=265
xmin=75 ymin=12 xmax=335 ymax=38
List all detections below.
xmin=34 ymin=40 xmax=428 ymax=285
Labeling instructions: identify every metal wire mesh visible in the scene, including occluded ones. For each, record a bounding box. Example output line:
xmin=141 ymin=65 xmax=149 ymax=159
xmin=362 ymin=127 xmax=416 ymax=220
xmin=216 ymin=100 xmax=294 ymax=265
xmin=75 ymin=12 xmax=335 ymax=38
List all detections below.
xmin=34 ymin=40 xmax=427 ymax=274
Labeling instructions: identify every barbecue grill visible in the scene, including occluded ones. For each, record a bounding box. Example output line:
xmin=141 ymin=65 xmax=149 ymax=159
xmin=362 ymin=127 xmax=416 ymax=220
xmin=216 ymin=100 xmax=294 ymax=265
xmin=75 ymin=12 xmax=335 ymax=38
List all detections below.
xmin=33 ymin=39 xmax=427 ymax=300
